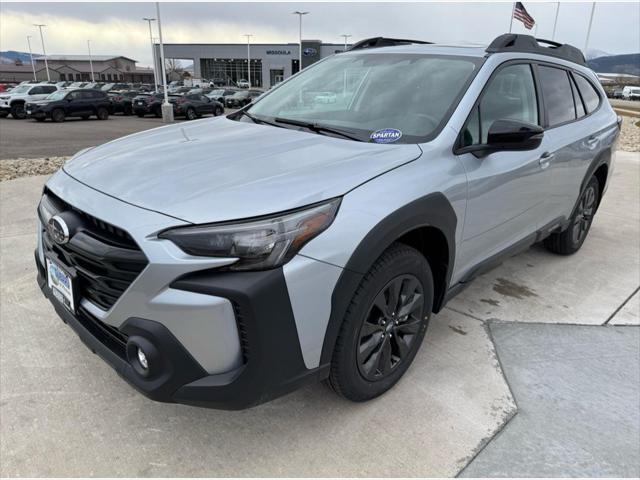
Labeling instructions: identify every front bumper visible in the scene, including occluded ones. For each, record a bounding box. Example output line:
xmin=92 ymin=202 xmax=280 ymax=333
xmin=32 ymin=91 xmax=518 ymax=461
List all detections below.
xmin=37 ymin=256 xmax=327 ymax=409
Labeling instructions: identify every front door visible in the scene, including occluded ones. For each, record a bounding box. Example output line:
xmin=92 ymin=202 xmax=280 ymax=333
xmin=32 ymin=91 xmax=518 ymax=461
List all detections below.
xmin=455 ymin=62 xmax=549 ymax=279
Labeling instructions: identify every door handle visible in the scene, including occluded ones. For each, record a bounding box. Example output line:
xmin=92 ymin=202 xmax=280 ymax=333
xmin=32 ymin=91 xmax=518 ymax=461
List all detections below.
xmin=586 ymin=136 xmax=599 ymax=146
xmin=539 ymin=151 xmax=554 ymax=169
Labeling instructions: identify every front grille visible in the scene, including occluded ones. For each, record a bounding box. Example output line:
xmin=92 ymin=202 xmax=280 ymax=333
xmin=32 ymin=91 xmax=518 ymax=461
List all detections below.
xmin=41 ymin=189 xmax=148 ymax=311
xmin=77 ymin=305 xmax=128 ymax=359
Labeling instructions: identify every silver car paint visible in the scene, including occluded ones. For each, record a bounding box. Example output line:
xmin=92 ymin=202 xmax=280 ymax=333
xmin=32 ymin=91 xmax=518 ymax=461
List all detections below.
xmin=42 ymin=170 xmax=244 ymax=374
xmin=41 ymin=48 xmax=617 ymax=375
xmin=63 ymin=117 xmax=422 ymax=224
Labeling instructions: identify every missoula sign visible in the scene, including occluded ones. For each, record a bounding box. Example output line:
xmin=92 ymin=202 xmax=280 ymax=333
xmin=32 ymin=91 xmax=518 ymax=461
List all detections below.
xmin=266 ymin=50 xmax=292 ymax=55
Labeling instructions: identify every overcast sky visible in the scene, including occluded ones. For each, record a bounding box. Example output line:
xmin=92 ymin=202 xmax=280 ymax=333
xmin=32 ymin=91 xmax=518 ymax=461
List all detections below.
xmin=1 ymin=2 xmax=638 ymax=67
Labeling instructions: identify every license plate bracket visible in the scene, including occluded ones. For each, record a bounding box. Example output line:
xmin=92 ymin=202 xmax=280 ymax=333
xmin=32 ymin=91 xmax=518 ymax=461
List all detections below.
xmin=46 ymin=255 xmax=78 ymax=314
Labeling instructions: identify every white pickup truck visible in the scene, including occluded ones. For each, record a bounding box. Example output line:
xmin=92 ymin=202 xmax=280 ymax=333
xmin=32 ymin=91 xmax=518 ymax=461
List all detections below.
xmin=0 ymin=83 xmax=59 ymax=119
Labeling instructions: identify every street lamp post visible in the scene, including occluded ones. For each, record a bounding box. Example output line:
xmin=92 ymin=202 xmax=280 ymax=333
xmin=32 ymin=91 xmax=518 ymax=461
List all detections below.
xmin=155 ymin=2 xmax=173 ymax=122
xmin=34 ymin=24 xmax=50 ymax=81
xmin=292 ymin=11 xmax=309 ymax=72
xmin=243 ymin=34 xmax=253 ymax=88
xmin=143 ymin=17 xmax=159 ymax=91
xmin=26 ymin=35 xmax=37 ymax=81
xmin=340 ymin=34 xmax=352 ymax=52
xmin=87 ymin=40 xmax=95 ymax=82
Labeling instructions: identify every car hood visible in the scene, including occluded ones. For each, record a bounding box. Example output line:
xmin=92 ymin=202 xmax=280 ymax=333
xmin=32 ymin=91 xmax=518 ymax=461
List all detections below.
xmin=63 ymin=117 xmax=422 ymax=224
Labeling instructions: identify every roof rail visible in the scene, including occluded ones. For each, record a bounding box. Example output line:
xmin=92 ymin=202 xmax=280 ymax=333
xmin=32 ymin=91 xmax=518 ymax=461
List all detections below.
xmin=347 ymin=37 xmax=433 ymax=52
xmin=486 ymin=34 xmax=586 ymax=66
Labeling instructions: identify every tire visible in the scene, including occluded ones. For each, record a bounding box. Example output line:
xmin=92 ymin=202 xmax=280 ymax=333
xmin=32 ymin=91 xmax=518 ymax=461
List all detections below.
xmin=51 ymin=109 xmax=65 ymax=123
xmin=185 ymin=107 xmax=197 ymax=120
xmin=214 ymin=106 xmax=224 ymax=116
xmin=10 ymin=103 xmax=26 ymax=119
xmin=544 ymin=175 xmax=600 ymax=255
xmin=327 ymin=243 xmax=434 ymax=402
xmin=153 ymin=106 xmax=161 ymax=118
xmin=96 ymin=107 xmax=109 ymax=120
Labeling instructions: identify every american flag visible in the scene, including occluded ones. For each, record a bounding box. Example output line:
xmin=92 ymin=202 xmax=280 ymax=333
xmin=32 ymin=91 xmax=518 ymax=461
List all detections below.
xmin=513 ymin=2 xmax=535 ymax=30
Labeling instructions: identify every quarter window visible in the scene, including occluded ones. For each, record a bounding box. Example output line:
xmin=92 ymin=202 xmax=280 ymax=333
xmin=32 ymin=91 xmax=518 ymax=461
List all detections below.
xmin=538 ymin=66 xmax=576 ymax=126
xmin=573 ymin=74 xmax=600 ymax=113
xmin=462 ymin=63 xmax=538 ymax=146
xmin=570 ymin=77 xmax=586 ymax=118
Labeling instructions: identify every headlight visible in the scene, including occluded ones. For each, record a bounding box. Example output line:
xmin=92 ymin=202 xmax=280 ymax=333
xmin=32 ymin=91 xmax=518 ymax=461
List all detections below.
xmin=159 ymin=198 xmax=341 ymax=271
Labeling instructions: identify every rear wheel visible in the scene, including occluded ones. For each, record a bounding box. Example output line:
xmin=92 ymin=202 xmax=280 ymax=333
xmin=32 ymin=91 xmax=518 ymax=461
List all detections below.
xmin=51 ymin=109 xmax=65 ymax=123
xmin=10 ymin=103 xmax=26 ymax=119
xmin=96 ymin=107 xmax=109 ymax=120
xmin=153 ymin=106 xmax=161 ymax=118
xmin=327 ymin=243 xmax=433 ymax=402
xmin=214 ymin=106 xmax=224 ymax=116
xmin=544 ymin=176 xmax=600 ymax=255
xmin=185 ymin=107 xmax=197 ymax=120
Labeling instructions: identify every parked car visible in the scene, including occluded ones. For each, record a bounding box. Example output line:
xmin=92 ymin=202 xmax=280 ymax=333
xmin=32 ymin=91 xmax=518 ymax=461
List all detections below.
xmin=206 ymin=88 xmax=238 ymax=103
xmin=622 ymin=86 xmax=640 ymax=100
xmin=225 ymin=89 xmax=263 ymax=108
xmin=0 ymin=83 xmax=59 ymax=118
xmin=169 ymin=93 xmax=225 ymax=120
xmin=611 ymin=89 xmax=624 ymax=99
xmin=66 ymin=82 xmax=88 ymax=89
xmin=236 ymin=79 xmax=250 ymax=88
xmin=35 ymin=34 xmax=619 ymax=410
xmin=26 ymin=88 xmax=111 ymax=122
xmin=109 ymin=90 xmax=140 ymax=115
xmin=132 ymin=93 xmax=182 ymax=117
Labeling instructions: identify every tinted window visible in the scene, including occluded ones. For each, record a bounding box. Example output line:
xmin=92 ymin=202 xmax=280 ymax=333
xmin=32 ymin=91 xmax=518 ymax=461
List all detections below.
xmin=42 ymin=86 xmax=57 ymax=94
xmin=573 ymin=74 xmax=600 ymax=113
xmin=570 ymin=77 xmax=586 ymax=118
xmin=477 ymin=64 xmax=538 ymax=143
xmin=538 ymin=66 xmax=575 ymax=126
xmin=68 ymin=91 xmax=82 ymax=100
xmin=29 ymin=86 xmax=43 ymax=94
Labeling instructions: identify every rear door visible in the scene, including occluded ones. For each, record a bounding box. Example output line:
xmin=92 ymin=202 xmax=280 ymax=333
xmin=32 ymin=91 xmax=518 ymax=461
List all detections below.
xmin=534 ymin=64 xmax=604 ymax=226
xmin=456 ymin=62 xmax=548 ymax=274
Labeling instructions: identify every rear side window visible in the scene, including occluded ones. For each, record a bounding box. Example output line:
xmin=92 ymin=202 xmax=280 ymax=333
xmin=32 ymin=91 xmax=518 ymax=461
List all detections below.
xmin=29 ymin=86 xmax=43 ymax=94
xmin=538 ymin=66 xmax=575 ymax=126
xmin=573 ymin=74 xmax=600 ymax=113
xmin=43 ymin=86 xmax=57 ymax=94
xmin=570 ymin=77 xmax=586 ymax=118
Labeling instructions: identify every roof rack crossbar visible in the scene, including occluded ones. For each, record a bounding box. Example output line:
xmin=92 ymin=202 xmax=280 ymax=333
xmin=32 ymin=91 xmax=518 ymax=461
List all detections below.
xmin=347 ymin=37 xmax=434 ymax=52
xmin=486 ymin=34 xmax=586 ymax=66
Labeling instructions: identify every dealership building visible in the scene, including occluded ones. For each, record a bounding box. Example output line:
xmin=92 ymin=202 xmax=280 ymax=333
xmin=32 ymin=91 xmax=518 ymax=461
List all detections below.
xmin=154 ymin=40 xmax=349 ymax=89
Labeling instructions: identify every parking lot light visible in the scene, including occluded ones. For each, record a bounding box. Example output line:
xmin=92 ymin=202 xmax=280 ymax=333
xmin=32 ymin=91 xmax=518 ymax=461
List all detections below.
xmin=292 ymin=11 xmax=309 ymax=71
xmin=155 ymin=2 xmax=173 ymax=122
xmin=142 ymin=18 xmax=159 ymax=92
xmin=340 ymin=34 xmax=352 ymax=52
xmin=34 ymin=24 xmax=50 ymax=82
xmin=26 ymin=36 xmax=37 ymax=81
xmin=243 ymin=34 xmax=253 ymax=88
xmin=87 ymin=40 xmax=95 ymax=82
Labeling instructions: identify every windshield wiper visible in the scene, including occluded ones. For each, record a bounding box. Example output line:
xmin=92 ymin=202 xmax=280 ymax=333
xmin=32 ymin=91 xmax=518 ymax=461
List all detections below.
xmin=236 ymin=109 xmax=283 ymax=129
xmin=274 ymin=117 xmax=364 ymax=142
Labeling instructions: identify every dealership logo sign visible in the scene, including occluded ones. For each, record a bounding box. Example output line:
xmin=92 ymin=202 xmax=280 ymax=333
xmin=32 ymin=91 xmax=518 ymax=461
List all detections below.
xmin=302 ymin=47 xmax=318 ymax=57
xmin=370 ymin=128 xmax=403 ymax=144
xmin=266 ymin=50 xmax=291 ymax=55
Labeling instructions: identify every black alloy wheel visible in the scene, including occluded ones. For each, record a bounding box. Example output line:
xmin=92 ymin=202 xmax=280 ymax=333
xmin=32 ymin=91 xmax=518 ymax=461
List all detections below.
xmin=51 ymin=109 xmax=65 ymax=123
xmin=214 ymin=106 xmax=224 ymax=116
xmin=357 ymin=274 xmax=424 ymax=381
xmin=10 ymin=103 xmax=26 ymax=119
xmin=186 ymin=107 xmax=197 ymax=120
xmin=96 ymin=107 xmax=109 ymax=120
xmin=571 ymin=183 xmax=597 ymax=245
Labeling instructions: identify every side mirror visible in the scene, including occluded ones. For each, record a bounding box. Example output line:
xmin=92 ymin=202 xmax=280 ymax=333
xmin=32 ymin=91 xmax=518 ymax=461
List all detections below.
xmin=486 ymin=119 xmax=544 ymax=152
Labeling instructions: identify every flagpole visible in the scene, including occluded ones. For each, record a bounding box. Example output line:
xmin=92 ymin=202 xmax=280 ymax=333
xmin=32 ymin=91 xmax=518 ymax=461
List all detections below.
xmin=509 ymin=2 xmax=516 ymax=33
xmin=584 ymin=2 xmax=596 ymax=52
xmin=552 ymin=2 xmax=560 ymax=40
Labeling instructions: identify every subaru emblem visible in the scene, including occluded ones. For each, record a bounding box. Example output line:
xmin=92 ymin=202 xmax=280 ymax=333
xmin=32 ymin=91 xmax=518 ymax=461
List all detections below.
xmin=48 ymin=215 xmax=70 ymax=245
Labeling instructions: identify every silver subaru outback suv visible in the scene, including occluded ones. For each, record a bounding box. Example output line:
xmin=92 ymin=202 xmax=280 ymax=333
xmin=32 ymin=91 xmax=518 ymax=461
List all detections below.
xmin=36 ymin=34 xmax=620 ymax=409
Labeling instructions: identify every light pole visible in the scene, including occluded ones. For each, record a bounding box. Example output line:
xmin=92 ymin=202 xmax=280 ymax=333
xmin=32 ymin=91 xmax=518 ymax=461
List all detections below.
xmin=143 ymin=17 xmax=159 ymax=91
xmin=87 ymin=40 xmax=95 ymax=82
xmin=584 ymin=2 xmax=596 ymax=53
xmin=34 ymin=24 xmax=50 ymax=81
xmin=26 ymin=35 xmax=36 ymax=81
xmin=155 ymin=2 xmax=173 ymax=122
xmin=243 ymin=34 xmax=253 ymax=88
xmin=340 ymin=34 xmax=352 ymax=52
xmin=292 ymin=11 xmax=309 ymax=71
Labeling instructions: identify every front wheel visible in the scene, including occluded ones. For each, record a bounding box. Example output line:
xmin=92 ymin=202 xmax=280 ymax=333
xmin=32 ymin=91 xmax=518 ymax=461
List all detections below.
xmin=327 ymin=243 xmax=433 ymax=402
xmin=10 ymin=103 xmax=26 ymax=119
xmin=544 ymin=176 xmax=600 ymax=255
xmin=185 ymin=107 xmax=197 ymax=120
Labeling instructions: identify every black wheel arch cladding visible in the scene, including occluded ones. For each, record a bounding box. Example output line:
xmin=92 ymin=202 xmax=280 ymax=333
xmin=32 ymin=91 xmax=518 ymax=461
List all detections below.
xmin=319 ymin=192 xmax=457 ymax=366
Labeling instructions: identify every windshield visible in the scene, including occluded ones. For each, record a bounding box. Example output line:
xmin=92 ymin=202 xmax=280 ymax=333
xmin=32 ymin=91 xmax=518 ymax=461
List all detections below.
xmin=248 ymin=53 xmax=480 ymax=143
xmin=208 ymin=89 xmax=224 ymax=96
xmin=11 ymin=85 xmax=32 ymax=94
xmin=46 ymin=90 xmax=68 ymax=101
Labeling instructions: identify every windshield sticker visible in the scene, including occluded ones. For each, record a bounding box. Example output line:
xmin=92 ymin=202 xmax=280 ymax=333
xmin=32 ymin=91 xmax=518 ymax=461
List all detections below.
xmin=370 ymin=128 xmax=402 ymax=144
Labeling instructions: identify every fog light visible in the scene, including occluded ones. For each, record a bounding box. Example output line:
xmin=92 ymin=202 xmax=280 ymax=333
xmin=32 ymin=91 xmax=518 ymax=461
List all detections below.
xmin=137 ymin=348 xmax=149 ymax=370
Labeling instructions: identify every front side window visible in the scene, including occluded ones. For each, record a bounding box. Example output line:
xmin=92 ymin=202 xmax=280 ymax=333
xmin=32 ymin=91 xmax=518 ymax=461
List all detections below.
xmin=247 ymin=53 xmax=480 ymax=143
xmin=461 ymin=63 xmax=538 ymax=146
xmin=538 ymin=66 xmax=576 ymax=126
xmin=573 ymin=74 xmax=600 ymax=113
